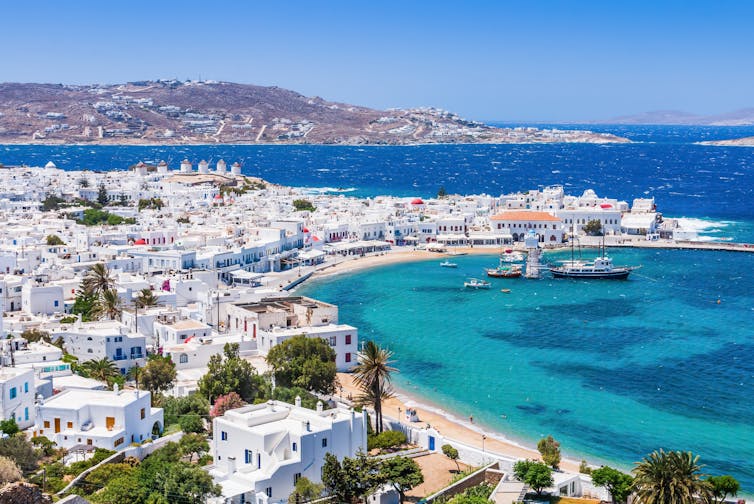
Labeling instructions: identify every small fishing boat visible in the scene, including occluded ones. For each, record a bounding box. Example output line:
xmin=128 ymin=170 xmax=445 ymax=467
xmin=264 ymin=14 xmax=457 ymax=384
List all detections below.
xmin=464 ymin=278 xmax=491 ymax=289
xmin=501 ymin=288 xmax=511 ymax=293
xmin=440 ymin=261 xmax=458 ymax=268
xmin=486 ymin=265 xmax=522 ymax=278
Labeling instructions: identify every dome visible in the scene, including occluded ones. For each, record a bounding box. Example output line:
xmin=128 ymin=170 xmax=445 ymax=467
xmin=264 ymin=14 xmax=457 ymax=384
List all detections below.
xmin=45 ymin=161 xmax=57 ymax=169
xmin=411 ymin=198 xmax=424 ymax=205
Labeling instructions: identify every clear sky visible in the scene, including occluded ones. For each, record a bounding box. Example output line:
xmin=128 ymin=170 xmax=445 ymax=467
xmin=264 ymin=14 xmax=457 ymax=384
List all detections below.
xmin=2 ymin=0 xmax=752 ymax=122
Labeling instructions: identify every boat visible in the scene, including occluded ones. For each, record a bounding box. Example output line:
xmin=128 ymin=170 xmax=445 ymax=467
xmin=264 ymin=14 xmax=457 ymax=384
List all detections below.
xmin=549 ymin=232 xmax=639 ymax=280
xmin=486 ymin=265 xmax=522 ymax=278
xmin=440 ymin=261 xmax=458 ymax=268
xmin=464 ymin=278 xmax=491 ymax=289
xmin=500 ymin=250 xmax=525 ymax=263
xmin=485 ymin=254 xmax=523 ymax=278
xmin=501 ymin=288 xmax=511 ymax=293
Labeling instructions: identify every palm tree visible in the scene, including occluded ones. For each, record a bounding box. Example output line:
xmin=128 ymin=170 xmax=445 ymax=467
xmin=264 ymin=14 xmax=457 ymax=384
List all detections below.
xmin=633 ymin=449 xmax=710 ymax=504
xmin=80 ymin=358 xmax=120 ymax=387
xmin=135 ymin=288 xmax=159 ymax=309
xmin=82 ymin=263 xmax=114 ymax=297
xmin=92 ymin=289 xmax=123 ymax=321
xmin=352 ymin=340 xmax=397 ymax=433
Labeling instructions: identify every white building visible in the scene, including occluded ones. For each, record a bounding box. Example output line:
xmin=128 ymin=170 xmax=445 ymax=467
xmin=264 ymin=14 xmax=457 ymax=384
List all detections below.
xmin=489 ymin=211 xmax=563 ymax=243
xmin=0 ymin=367 xmax=35 ymax=430
xmin=21 ymin=282 xmax=65 ymax=315
xmin=210 ymin=400 xmax=367 ymax=504
xmin=227 ymin=297 xmax=358 ymax=371
xmin=54 ymin=321 xmax=146 ymax=375
xmin=33 ymin=387 xmax=163 ymax=450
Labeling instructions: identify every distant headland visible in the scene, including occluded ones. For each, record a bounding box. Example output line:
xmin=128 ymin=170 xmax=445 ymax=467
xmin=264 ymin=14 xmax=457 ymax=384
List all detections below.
xmin=0 ymin=80 xmax=628 ymax=146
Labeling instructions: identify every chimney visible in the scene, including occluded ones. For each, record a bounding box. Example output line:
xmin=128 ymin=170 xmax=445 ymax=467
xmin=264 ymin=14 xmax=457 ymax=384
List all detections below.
xmin=294 ymin=396 xmax=301 ymax=408
xmin=316 ymin=401 xmax=323 ymax=413
xmin=227 ymin=455 xmax=236 ymax=474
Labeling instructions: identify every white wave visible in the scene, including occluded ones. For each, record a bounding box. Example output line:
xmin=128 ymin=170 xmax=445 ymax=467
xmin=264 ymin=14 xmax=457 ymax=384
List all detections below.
xmin=671 ymin=217 xmax=732 ymax=233
xmin=300 ymin=186 xmax=357 ymax=194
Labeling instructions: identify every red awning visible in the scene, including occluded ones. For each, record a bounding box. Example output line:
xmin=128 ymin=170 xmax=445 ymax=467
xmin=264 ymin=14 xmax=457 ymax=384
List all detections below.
xmin=600 ymin=203 xmax=612 ymax=209
xmin=134 ymin=238 xmax=147 ymax=245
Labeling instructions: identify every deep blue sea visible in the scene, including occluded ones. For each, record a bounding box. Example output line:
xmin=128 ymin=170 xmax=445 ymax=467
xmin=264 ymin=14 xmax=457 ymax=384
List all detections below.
xmin=2 ymin=125 xmax=754 ymax=490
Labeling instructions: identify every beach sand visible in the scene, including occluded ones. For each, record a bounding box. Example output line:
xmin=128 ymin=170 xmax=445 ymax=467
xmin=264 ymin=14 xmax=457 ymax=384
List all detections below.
xmin=337 ymin=373 xmax=581 ymax=473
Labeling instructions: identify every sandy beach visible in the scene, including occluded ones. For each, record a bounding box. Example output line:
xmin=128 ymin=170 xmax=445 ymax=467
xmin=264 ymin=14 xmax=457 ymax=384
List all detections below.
xmin=337 ymin=372 xmax=582 ymax=473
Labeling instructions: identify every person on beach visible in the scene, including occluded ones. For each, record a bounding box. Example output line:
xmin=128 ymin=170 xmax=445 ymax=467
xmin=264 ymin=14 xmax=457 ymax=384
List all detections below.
xmin=469 ymin=415 xmax=473 ymax=424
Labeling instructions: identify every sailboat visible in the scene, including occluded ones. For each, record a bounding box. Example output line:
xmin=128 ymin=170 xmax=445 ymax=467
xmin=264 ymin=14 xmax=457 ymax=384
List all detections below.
xmin=549 ymin=227 xmax=638 ymax=280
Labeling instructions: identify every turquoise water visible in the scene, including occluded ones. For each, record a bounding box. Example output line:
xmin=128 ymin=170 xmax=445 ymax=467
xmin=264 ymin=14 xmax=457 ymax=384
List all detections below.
xmin=300 ymin=248 xmax=754 ymax=490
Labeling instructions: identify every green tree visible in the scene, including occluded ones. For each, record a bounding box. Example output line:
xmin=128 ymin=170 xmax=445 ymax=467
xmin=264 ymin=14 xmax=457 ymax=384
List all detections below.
xmin=93 ymin=473 xmax=147 ymax=504
xmin=437 ymin=186 xmax=447 ymax=198
xmin=288 ymin=476 xmax=324 ymax=503
xmin=78 ymin=177 xmax=90 ymax=188
xmin=72 ymin=288 xmax=98 ymax=321
xmin=179 ymin=414 xmax=205 ymax=434
xmin=266 ymin=334 xmax=338 ymax=394
xmin=160 ymin=462 xmax=221 ymax=502
xmin=157 ymin=394 xmax=209 ymax=427
xmin=368 ymin=430 xmax=406 ymax=451
xmin=379 ymin=456 xmax=424 ymax=504
xmin=579 ymin=459 xmax=592 ymax=474
xmin=80 ymin=357 xmax=121 ymax=387
xmin=513 ymin=459 xmax=553 ymax=496
xmin=198 ymin=343 xmax=266 ymax=403
xmin=271 ymin=386 xmax=320 ymax=410
xmin=135 ymin=288 xmax=159 ymax=309
xmin=292 ymin=199 xmax=316 ymax=212
xmin=141 ymin=355 xmax=176 ymax=395
xmin=0 ymin=418 xmax=19 ymax=436
xmin=537 ymin=435 xmax=561 ymax=469
xmin=442 ymin=444 xmax=460 ymax=472
xmin=84 ymin=462 xmax=135 ymax=489
xmin=583 ymin=219 xmax=603 ymax=236
xmin=46 ymin=234 xmax=66 ymax=246
xmin=83 ymin=263 xmax=115 ymax=297
xmin=322 ymin=451 xmax=382 ymax=503
xmin=97 ymin=182 xmax=109 ymax=206
xmin=353 ymin=340 xmax=397 ymax=434
xmin=92 ymin=288 xmax=123 ymax=320
xmin=0 ymin=434 xmax=39 ymax=472
xmin=706 ymin=475 xmax=740 ymax=504
xmin=42 ymin=193 xmax=66 ymax=211
xmin=632 ymin=449 xmax=709 ymax=504
xmin=592 ymin=466 xmax=634 ymax=504
xmin=179 ymin=433 xmax=209 ymax=462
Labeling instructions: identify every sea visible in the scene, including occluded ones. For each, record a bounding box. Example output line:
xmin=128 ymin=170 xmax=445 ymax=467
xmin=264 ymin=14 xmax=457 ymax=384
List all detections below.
xmin=2 ymin=124 xmax=754 ymax=490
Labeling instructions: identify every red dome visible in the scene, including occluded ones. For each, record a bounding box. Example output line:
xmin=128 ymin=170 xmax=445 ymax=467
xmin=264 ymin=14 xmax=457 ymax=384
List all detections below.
xmin=134 ymin=238 xmax=147 ymax=245
xmin=214 ymin=194 xmax=223 ymax=199
xmin=303 ymin=227 xmax=309 ymax=233
xmin=312 ymin=236 xmax=320 ymax=242
xmin=411 ymin=198 xmax=424 ymax=205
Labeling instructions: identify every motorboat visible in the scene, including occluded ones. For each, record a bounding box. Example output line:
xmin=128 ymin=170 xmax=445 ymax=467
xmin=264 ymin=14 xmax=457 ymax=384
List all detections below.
xmin=440 ymin=261 xmax=458 ymax=268
xmin=464 ymin=278 xmax=491 ymax=289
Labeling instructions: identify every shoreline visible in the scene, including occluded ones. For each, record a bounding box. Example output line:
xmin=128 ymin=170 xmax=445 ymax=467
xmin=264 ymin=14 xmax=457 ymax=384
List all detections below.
xmin=336 ymin=372 xmax=584 ymax=474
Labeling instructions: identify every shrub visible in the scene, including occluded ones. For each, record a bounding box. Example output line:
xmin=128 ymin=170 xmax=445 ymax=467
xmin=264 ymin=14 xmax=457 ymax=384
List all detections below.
xmin=368 ymin=430 xmax=407 ymax=451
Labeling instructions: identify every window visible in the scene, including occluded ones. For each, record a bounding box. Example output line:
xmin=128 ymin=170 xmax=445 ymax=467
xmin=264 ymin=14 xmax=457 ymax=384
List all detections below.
xmin=221 ymin=431 xmax=228 ymax=441
xmin=321 ymin=438 xmax=327 ymax=448
xmin=54 ymin=300 xmax=59 ymax=307
xmin=140 ymin=408 xmax=145 ymax=419
xmin=345 ymin=334 xmax=352 ymax=345
xmin=9 ymin=387 xmax=16 ymax=399
xmin=67 ymin=421 xmax=73 ymax=429
xmin=114 ymin=437 xmax=124 ymax=447
xmin=106 ymin=416 xmax=115 ymax=431
xmin=179 ymin=354 xmax=188 ymax=364
xmin=345 ymin=353 xmax=351 ymax=363
xmin=24 ymin=382 xmax=28 ymax=393
xmin=294 ymin=473 xmax=301 ymax=484
xmin=292 ymin=442 xmax=297 ymax=452
xmin=329 ymin=336 xmax=336 ymax=346
xmin=265 ymin=488 xmax=272 ymax=498
xmin=245 ymin=449 xmax=252 ymax=464
xmin=24 ymin=408 xmax=29 ymax=421
xmin=44 ymin=421 xmax=50 ymax=428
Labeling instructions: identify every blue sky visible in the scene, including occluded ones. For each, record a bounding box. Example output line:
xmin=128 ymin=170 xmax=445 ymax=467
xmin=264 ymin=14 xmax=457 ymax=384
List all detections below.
xmin=1 ymin=0 xmax=752 ymax=121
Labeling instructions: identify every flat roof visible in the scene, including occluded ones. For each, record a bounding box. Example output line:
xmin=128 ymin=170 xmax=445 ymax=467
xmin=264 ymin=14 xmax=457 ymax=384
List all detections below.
xmin=42 ymin=388 xmax=148 ymax=409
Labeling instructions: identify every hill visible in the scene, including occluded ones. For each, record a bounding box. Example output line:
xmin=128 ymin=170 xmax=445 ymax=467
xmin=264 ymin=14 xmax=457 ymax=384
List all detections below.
xmin=0 ymin=80 xmax=627 ymax=145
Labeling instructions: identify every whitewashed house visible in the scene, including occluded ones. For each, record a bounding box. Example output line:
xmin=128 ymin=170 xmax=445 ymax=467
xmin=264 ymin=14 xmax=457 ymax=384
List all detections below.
xmin=0 ymin=367 xmax=36 ymax=430
xmin=209 ymin=400 xmax=367 ymax=504
xmin=34 ymin=387 xmax=163 ymax=450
